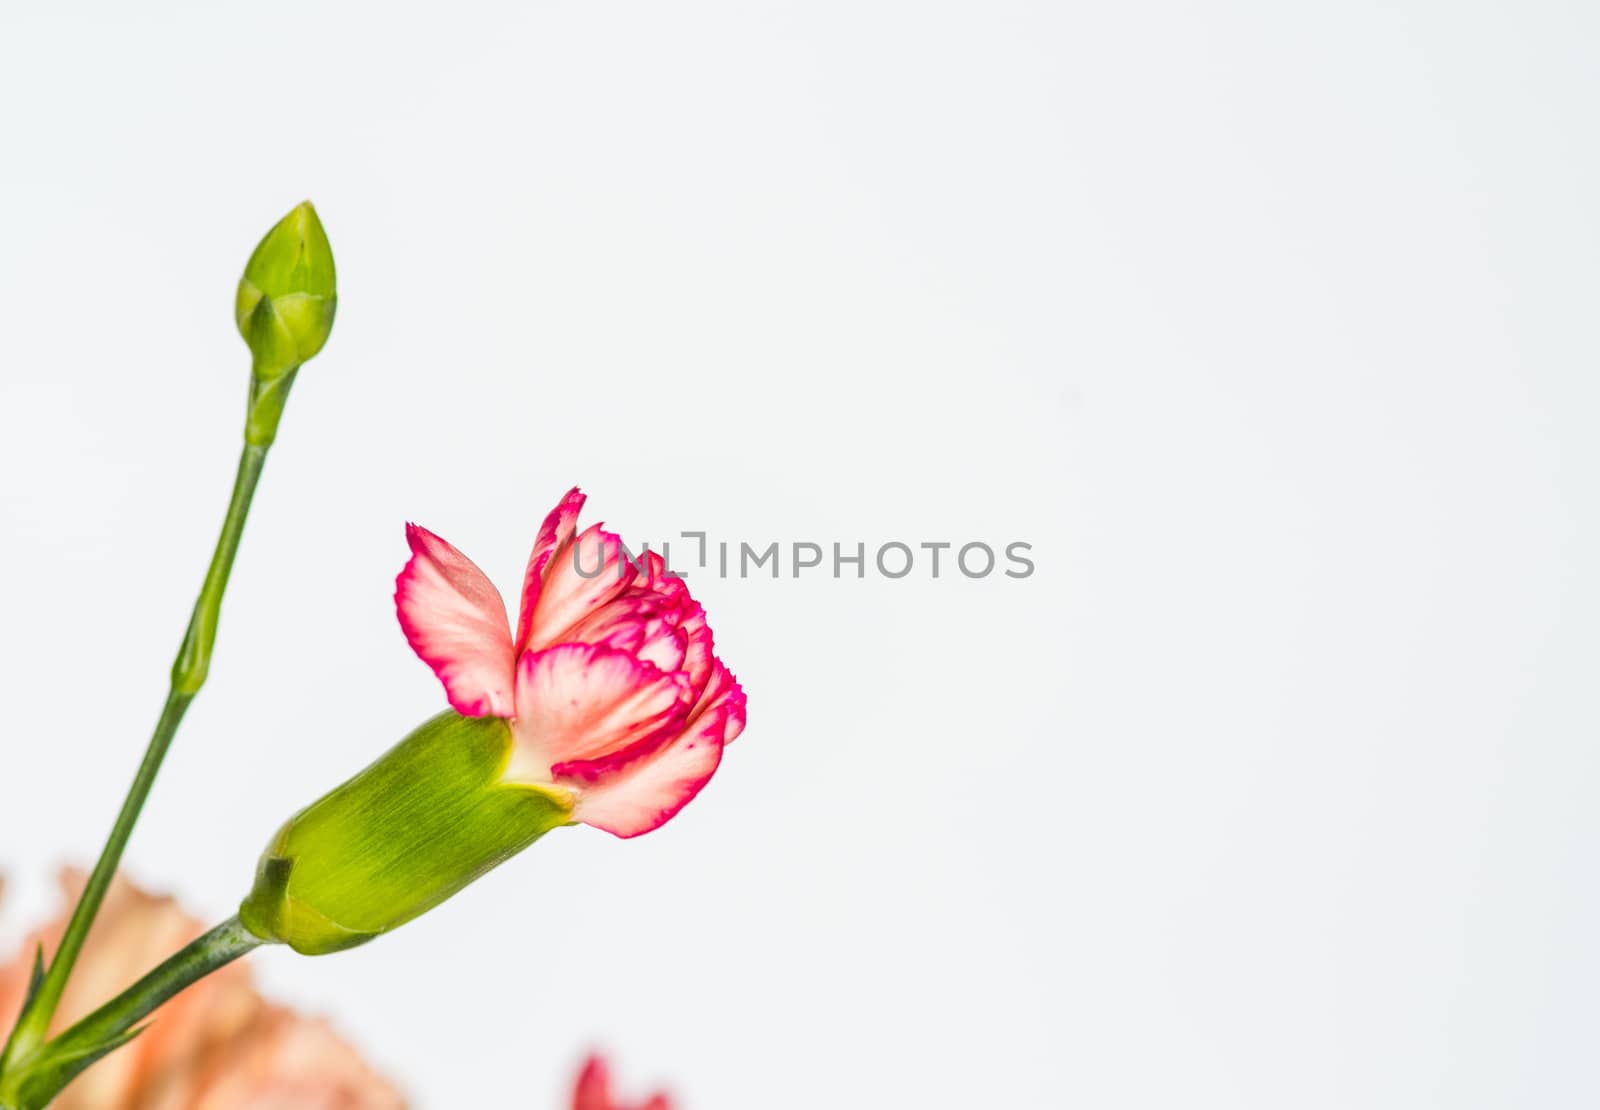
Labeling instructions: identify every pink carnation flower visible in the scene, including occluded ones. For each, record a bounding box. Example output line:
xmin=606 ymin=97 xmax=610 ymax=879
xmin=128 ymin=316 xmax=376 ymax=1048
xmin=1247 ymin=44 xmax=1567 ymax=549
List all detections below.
xmin=396 ymin=487 xmax=746 ymax=837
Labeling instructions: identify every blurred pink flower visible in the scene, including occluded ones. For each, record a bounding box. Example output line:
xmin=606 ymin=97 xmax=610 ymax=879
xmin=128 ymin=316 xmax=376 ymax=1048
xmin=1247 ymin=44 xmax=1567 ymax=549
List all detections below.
xmin=0 ymin=870 xmax=406 ymax=1110
xmin=397 ymin=486 xmax=747 ymax=838
xmin=571 ymin=1054 xmax=673 ymax=1110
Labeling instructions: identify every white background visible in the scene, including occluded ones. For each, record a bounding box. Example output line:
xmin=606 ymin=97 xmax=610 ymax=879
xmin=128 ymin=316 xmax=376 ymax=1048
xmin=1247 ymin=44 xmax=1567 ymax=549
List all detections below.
xmin=2 ymin=2 xmax=1597 ymax=1107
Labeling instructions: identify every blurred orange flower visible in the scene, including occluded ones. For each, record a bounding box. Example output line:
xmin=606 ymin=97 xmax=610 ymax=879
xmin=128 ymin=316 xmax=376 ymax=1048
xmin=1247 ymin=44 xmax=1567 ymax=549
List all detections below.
xmin=0 ymin=870 xmax=406 ymax=1110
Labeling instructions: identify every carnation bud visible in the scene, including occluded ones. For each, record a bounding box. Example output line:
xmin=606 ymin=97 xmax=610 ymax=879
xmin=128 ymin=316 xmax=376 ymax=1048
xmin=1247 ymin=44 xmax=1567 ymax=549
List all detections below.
xmin=235 ymin=201 xmax=336 ymax=374
xmin=234 ymin=202 xmax=336 ymax=444
xmin=239 ymin=712 xmax=574 ymax=955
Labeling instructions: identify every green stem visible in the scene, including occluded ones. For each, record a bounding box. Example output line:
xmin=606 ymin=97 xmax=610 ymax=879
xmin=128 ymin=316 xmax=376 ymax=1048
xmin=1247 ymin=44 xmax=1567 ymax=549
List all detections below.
xmin=0 ymin=920 xmax=259 ymax=1110
xmin=50 ymin=918 xmax=259 ymax=1053
xmin=2 ymin=442 xmax=269 ymax=1065
xmin=172 ymin=443 xmax=269 ymax=693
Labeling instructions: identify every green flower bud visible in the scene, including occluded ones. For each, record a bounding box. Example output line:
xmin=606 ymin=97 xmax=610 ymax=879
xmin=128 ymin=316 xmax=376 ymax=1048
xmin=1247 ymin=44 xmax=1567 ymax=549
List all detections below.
xmin=235 ymin=201 xmax=337 ymax=384
xmin=239 ymin=711 xmax=575 ymax=955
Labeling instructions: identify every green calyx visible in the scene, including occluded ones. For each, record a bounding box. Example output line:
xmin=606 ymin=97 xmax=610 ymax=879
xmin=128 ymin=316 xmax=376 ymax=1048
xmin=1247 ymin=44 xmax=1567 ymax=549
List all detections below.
xmin=234 ymin=202 xmax=336 ymax=420
xmin=239 ymin=711 xmax=575 ymax=955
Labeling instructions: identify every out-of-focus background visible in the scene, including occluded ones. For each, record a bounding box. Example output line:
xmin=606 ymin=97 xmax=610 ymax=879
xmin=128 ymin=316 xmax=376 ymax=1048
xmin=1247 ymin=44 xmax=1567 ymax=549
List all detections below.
xmin=1 ymin=2 xmax=1597 ymax=1107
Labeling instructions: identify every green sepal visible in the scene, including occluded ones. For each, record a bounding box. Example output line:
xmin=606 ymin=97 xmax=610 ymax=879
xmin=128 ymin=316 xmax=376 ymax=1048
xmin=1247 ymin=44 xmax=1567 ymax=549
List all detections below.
xmin=22 ymin=947 xmax=43 ymax=1009
xmin=0 ymin=946 xmax=49 ymax=1077
xmin=0 ymin=1025 xmax=146 ymax=1110
xmin=243 ymin=366 xmax=298 ymax=447
xmin=240 ymin=711 xmax=575 ymax=955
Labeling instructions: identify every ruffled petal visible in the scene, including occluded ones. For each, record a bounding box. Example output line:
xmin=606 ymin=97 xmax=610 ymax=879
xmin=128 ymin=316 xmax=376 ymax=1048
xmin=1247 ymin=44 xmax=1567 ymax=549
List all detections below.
xmin=617 ymin=617 xmax=689 ymax=675
xmin=629 ymin=552 xmax=710 ymax=690
xmin=560 ymin=704 xmax=729 ymax=838
xmin=510 ymin=643 xmax=692 ymax=776
xmin=676 ymin=603 xmax=715 ymax=697
xmin=572 ymin=551 xmax=712 ymax=696
xmin=563 ymin=597 xmax=690 ymax=676
xmin=516 ymin=486 xmax=586 ymax=651
xmin=395 ymin=524 xmax=516 ymax=717
xmin=688 ymin=660 xmax=746 ymax=743
xmin=524 ymin=523 xmax=639 ymax=648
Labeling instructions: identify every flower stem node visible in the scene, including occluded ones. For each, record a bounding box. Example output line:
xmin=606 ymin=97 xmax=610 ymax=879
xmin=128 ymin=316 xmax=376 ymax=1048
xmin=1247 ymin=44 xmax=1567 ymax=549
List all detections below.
xmin=239 ymin=711 xmax=575 ymax=955
xmin=234 ymin=201 xmax=337 ymax=445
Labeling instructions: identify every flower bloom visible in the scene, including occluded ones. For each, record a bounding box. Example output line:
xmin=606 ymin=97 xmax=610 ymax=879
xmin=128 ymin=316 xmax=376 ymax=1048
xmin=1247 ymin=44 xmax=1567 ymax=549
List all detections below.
xmin=396 ymin=487 xmax=746 ymax=837
xmin=571 ymin=1054 xmax=673 ymax=1110
xmin=0 ymin=871 xmax=404 ymax=1110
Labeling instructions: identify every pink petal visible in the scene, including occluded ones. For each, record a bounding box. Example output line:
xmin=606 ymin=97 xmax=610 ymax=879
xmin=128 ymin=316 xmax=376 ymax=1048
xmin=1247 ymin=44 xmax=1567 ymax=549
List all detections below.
xmin=561 ymin=705 xmax=728 ymax=838
xmin=395 ymin=524 xmax=516 ymax=717
xmin=630 ymin=552 xmax=713 ymax=692
xmin=564 ymin=597 xmax=690 ymax=675
xmin=724 ymin=694 xmax=747 ymax=744
xmin=676 ymin=602 xmax=716 ymax=696
xmin=619 ymin=617 xmax=689 ymax=675
xmin=690 ymin=660 xmax=747 ymax=744
xmin=516 ymin=487 xmax=586 ymax=652
xmin=572 ymin=550 xmax=713 ymax=695
xmin=572 ymin=1055 xmax=612 ymax=1110
xmin=511 ymin=643 xmax=692 ymax=776
xmin=523 ymin=523 xmax=639 ymax=649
